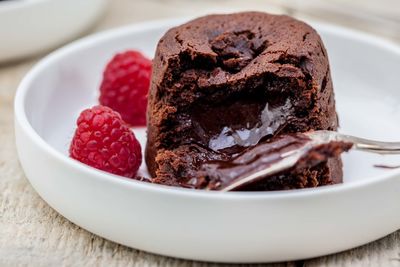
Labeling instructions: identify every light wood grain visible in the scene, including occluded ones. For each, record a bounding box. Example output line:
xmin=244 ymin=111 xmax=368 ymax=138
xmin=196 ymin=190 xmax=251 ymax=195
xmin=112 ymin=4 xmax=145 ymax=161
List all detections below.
xmin=1 ymin=0 xmax=399 ymax=266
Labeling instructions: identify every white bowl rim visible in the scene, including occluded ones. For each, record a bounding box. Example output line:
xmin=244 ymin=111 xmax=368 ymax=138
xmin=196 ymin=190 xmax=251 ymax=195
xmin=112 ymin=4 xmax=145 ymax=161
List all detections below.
xmin=14 ymin=17 xmax=400 ymax=200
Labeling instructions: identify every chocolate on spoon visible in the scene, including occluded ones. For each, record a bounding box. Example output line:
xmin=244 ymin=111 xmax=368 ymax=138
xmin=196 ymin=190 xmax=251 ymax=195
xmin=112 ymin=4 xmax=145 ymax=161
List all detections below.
xmin=200 ymin=130 xmax=400 ymax=191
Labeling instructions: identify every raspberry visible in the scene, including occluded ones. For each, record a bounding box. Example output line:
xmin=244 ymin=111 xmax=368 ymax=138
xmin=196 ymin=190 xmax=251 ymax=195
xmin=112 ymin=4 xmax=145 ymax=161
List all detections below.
xmin=69 ymin=105 xmax=142 ymax=177
xmin=99 ymin=50 xmax=152 ymax=126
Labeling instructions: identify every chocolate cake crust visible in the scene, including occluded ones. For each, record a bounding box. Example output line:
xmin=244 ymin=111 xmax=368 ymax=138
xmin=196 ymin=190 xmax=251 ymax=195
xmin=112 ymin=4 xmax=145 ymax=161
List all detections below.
xmin=146 ymin=12 xmax=340 ymax=191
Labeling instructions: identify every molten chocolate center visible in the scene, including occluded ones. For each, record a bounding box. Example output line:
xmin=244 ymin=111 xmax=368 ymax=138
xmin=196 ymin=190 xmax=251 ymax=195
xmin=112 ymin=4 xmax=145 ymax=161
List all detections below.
xmin=190 ymin=95 xmax=293 ymax=154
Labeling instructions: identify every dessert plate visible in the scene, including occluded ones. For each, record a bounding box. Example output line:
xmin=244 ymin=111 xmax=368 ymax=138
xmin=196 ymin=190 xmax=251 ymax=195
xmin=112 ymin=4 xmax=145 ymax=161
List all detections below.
xmin=14 ymin=18 xmax=400 ymax=263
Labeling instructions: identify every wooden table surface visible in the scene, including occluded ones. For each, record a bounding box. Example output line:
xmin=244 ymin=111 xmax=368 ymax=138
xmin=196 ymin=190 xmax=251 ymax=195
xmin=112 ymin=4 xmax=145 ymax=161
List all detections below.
xmin=1 ymin=0 xmax=400 ymax=266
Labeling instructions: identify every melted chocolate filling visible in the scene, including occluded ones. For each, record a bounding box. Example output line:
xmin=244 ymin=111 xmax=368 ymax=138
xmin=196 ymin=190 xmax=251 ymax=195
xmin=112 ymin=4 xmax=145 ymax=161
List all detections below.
xmin=187 ymin=89 xmax=294 ymax=154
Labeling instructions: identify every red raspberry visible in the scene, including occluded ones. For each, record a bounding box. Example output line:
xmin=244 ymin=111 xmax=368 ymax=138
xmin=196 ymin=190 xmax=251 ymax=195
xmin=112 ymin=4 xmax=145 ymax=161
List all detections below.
xmin=69 ymin=105 xmax=142 ymax=178
xmin=99 ymin=50 xmax=152 ymax=126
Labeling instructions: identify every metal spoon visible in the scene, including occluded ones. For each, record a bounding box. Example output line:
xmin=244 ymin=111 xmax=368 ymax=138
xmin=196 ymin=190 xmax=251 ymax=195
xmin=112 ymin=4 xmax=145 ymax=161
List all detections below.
xmin=220 ymin=130 xmax=400 ymax=192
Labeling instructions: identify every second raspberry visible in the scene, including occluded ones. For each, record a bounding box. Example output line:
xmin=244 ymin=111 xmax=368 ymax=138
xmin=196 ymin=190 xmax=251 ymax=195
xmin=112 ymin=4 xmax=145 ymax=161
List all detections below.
xmin=99 ymin=50 xmax=152 ymax=126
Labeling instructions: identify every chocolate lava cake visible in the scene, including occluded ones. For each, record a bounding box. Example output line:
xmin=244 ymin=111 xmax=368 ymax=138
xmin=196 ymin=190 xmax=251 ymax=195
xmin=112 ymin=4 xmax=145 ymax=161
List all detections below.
xmin=145 ymin=12 xmax=342 ymax=191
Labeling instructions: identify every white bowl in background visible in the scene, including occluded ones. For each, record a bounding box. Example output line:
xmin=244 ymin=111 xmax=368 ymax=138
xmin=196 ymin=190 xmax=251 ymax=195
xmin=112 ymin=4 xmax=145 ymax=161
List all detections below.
xmin=0 ymin=0 xmax=108 ymax=63
xmin=14 ymin=18 xmax=400 ymax=263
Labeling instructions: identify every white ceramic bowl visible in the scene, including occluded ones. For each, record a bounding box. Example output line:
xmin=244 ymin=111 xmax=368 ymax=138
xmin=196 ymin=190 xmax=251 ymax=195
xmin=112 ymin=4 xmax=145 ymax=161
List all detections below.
xmin=14 ymin=18 xmax=400 ymax=263
xmin=0 ymin=0 xmax=108 ymax=63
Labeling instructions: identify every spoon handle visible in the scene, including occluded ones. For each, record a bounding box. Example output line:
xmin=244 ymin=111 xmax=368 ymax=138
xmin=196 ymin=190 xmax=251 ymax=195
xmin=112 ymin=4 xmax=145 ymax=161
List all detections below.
xmin=337 ymin=133 xmax=400 ymax=154
xmin=309 ymin=130 xmax=400 ymax=155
